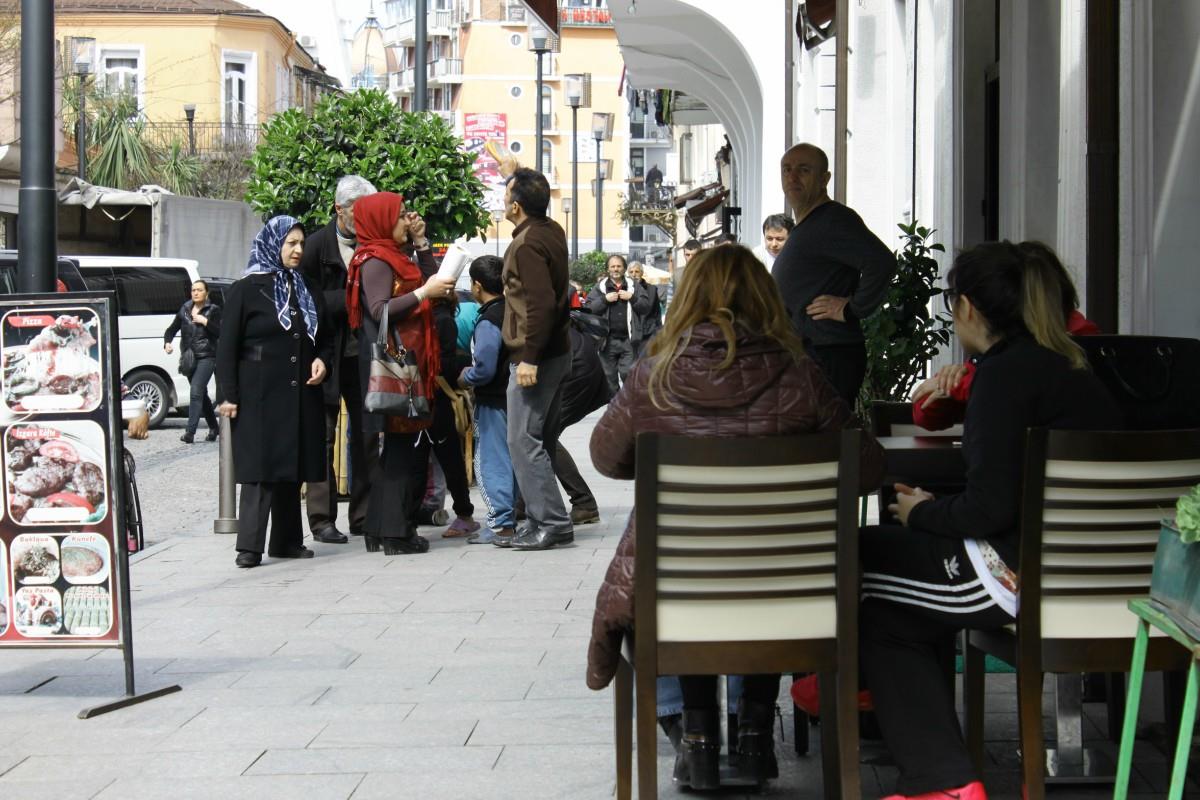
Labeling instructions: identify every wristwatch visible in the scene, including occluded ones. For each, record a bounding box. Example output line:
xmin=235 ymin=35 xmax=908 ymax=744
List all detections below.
xmin=412 ymin=238 xmax=431 ymax=250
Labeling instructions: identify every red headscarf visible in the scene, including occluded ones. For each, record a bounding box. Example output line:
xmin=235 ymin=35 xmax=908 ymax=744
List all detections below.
xmin=345 ymin=192 xmax=439 ymax=402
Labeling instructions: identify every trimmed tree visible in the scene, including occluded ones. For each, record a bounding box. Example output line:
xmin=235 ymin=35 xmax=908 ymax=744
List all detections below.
xmin=244 ymin=88 xmax=490 ymax=240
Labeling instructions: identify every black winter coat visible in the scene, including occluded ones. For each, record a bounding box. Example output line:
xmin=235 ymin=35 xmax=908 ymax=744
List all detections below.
xmin=300 ymin=218 xmax=354 ymax=406
xmin=215 ymin=271 xmax=332 ymax=483
xmin=163 ymin=300 xmax=221 ymax=359
xmin=561 ymin=326 xmax=610 ymax=427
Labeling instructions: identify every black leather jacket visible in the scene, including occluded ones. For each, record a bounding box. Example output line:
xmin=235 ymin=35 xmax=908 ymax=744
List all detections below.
xmin=164 ymin=300 xmax=221 ymax=359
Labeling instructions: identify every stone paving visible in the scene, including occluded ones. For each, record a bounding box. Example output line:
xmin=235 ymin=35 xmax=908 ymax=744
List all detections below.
xmin=0 ymin=413 xmax=1190 ymax=798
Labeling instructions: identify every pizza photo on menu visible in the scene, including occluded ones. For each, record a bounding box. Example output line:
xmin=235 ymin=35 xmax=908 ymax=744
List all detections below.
xmin=1 ymin=309 xmax=103 ymax=414
xmin=5 ymin=422 xmax=108 ymax=525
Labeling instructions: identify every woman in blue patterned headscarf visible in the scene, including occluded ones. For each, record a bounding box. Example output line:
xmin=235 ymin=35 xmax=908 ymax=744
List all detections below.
xmin=216 ymin=215 xmax=333 ymax=569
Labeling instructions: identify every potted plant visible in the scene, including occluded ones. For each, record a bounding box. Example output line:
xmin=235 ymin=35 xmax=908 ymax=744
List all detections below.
xmin=857 ymin=222 xmax=953 ymax=417
xmin=1149 ymin=486 xmax=1200 ymax=635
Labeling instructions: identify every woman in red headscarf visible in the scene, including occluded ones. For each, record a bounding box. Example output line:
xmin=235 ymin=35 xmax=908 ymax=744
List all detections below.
xmin=346 ymin=192 xmax=456 ymax=555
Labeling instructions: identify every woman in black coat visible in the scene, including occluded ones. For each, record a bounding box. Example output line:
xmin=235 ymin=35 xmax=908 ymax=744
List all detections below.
xmin=163 ymin=280 xmax=222 ymax=443
xmin=216 ymin=215 xmax=332 ymax=569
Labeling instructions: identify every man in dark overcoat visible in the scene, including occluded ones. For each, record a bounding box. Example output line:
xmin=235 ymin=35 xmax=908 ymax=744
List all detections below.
xmin=299 ymin=175 xmax=379 ymax=543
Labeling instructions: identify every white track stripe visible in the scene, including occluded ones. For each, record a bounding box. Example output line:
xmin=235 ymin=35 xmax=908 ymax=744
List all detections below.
xmin=862 ymin=592 xmax=1000 ymax=614
xmin=863 ymin=572 xmax=982 ymax=592
xmin=861 ymin=582 xmax=992 ymax=604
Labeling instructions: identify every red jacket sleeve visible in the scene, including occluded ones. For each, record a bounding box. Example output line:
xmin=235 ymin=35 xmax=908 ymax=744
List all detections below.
xmin=911 ymin=362 xmax=976 ymax=430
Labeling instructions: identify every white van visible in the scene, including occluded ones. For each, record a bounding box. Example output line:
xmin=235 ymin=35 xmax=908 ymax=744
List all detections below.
xmin=71 ymin=257 xmax=208 ymax=428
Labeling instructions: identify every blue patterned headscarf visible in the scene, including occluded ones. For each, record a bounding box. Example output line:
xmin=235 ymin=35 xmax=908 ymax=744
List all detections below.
xmin=245 ymin=215 xmax=318 ymax=343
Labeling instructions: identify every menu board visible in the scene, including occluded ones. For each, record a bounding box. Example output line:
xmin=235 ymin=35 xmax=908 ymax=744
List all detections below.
xmin=0 ymin=298 xmax=125 ymax=648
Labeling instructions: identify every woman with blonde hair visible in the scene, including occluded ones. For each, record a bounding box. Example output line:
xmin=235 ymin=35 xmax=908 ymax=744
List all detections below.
xmin=586 ymin=244 xmax=883 ymax=789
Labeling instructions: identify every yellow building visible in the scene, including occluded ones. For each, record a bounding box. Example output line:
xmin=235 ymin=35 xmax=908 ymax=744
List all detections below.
xmin=52 ymin=0 xmax=338 ymax=155
xmin=384 ymin=0 xmax=629 ymax=257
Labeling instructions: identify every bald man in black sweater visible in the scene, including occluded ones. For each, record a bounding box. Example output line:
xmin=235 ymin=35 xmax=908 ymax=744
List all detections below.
xmin=771 ymin=143 xmax=896 ymax=405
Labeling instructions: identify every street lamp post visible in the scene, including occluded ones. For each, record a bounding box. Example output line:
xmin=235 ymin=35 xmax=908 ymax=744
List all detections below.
xmin=414 ymin=0 xmax=427 ymax=111
xmin=492 ymin=209 xmax=504 ymax=256
xmin=74 ymin=58 xmax=90 ymax=181
xmin=564 ymin=73 xmax=590 ymax=263
xmin=528 ymin=24 xmax=559 ymax=174
xmin=591 ymin=112 xmax=613 ymax=253
xmin=17 ymin=0 xmax=57 ymax=293
xmin=183 ymin=104 xmax=196 ymax=157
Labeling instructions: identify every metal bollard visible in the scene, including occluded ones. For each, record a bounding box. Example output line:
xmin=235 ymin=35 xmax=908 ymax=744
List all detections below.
xmin=213 ymin=414 xmax=238 ymax=533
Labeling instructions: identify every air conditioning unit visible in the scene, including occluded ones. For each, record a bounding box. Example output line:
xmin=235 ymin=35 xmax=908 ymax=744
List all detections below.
xmin=299 ymin=35 xmax=318 ymax=49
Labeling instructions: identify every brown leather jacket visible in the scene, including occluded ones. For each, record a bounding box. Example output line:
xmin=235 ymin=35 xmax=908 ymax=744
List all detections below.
xmin=585 ymin=323 xmax=885 ymax=690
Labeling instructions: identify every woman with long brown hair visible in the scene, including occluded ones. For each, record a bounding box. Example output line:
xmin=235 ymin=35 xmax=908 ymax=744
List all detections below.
xmin=586 ymin=245 xmax=883 ymax=790
xmin=346 ymin=192 xmax=455 ymax=556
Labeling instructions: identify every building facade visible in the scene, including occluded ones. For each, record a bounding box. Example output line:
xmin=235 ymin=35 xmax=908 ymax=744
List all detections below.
xmin=52 ymin=0 xmax=337 ymax=156
xmin=382 ymin=0 xmax=630 ymax=258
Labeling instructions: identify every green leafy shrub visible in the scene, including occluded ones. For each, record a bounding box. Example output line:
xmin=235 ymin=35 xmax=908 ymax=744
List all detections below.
xmin=570 ymin=250 xmax=609 ymax=288
xmin=858 ymin=222 xmax=953 ymax=413
xmin=1177 ymin=485 xmax=1200 ymax=543
xmin=245 ymin=89 xmax=489 ymax=240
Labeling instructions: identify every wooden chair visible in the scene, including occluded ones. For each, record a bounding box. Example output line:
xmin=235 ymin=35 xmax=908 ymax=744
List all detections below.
xmin=613 ymin=430 xmax=862 ymax=800
xmin=963 ymin=428 xmax=1200 ymax=799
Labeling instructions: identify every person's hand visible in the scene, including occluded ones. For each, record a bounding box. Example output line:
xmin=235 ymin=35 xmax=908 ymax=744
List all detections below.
xmin=887 ymin=482 xmax=935 ymax=525
xmin=912 ymin=377 xmax=947 ymax=408
xmin=605 ymin=291 xmax=619 ymax=303
xmin=218 ymin=401 xmax=238 ymax=418
xmin=191 ymin=310 xmax=207 ymax=326
xmin=805 ymin=294 xmax=850 ymax=322
xmin=308 ymin=358 xmax=327 ymax=385
xmin=934 ymin=363 xmax=970 ymax=396
xmin=497 ymin=153 xmax=520 ymax=179
xmin=164 ymin=342 xmax=173 ymax=354
xmin=127 ymin=411 xmax=150 ymax=440
xmin=421 ymin=274 xmax=456 ymax=300
xmin=407 ymin=212 xmax=428 ymax=246
xmin=516 ymin=362 xmax=538 ymax=387
xmin=617 ymin=289 xmax=633 ymax=301
xmin=457 ymin=368 xmax=471 ymax=389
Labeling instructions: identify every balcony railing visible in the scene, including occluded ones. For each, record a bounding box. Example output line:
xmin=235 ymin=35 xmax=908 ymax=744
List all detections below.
xmin=142 ymin=121 xmax=262 ymax=156
xmin=389 ymin=7 xmax=459 ymax=45
xmin=626 ymin=180 xmax=677 ymax=211
xmin=431 ymin=58 xmax=463 ymax=82
xmin=393 ymin=57 xmax=462 ymax=92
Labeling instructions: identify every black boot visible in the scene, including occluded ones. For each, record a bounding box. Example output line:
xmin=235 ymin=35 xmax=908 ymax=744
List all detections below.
xmin=734 ymin=699 xmax=778 ymax=784
xmin=677 ymin=708 xmax=720 ymax=790
xmin=659 ymin=713 xmax=688 ymax=783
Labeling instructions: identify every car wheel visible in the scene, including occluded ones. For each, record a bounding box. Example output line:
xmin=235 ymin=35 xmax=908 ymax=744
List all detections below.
xmin=125 ymin=370 xmax=171 ymax=428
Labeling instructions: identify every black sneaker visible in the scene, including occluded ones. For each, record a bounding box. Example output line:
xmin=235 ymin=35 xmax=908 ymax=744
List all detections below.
xmin=180 ymin=433 xmax=195 ymax=444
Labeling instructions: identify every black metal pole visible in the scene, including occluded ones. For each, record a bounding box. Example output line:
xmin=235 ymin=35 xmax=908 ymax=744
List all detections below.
xmin=595 ymin=138 xmax=603 ymax=253
xmin=571 ymin=106 xmax=579 ymax=261
xmin=17 ymin=0 xmax=58 ymax=293
xmin=535 ymin=50 xmax=545 ymax=173
xmin=187 ymin=120 xmax=196 ymax=157
xmin=77 ymin=76 xmax=88 ymax=181
xmin=414 ymin=0 xmax=428 ymax=111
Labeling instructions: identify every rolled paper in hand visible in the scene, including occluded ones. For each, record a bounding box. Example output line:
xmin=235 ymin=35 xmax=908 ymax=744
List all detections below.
xmin=437 ymin=243 xmax=472 ymax=282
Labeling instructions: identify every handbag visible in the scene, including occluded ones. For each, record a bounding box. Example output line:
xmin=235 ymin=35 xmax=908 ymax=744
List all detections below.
xmin=1074 ymin=335 xmax=1200 ymax=430
xmin=178 ymin=348 xmax=196 ymax=377
xmin=364 ymin=305 xmax=433 ymax=424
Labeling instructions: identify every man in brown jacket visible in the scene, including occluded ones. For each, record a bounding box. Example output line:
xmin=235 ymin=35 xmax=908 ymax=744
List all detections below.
xmin=498 ymin=167 xmax=574 ymax=550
